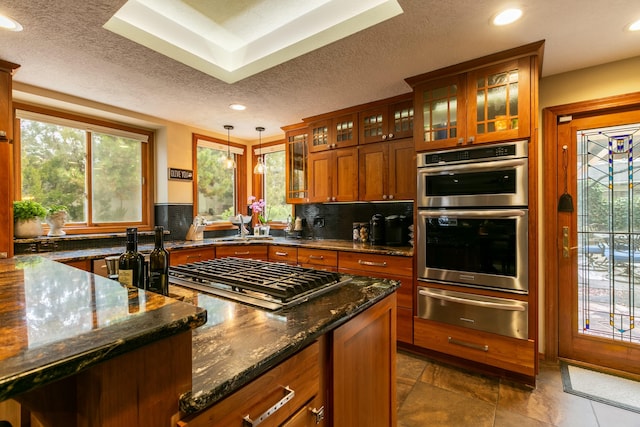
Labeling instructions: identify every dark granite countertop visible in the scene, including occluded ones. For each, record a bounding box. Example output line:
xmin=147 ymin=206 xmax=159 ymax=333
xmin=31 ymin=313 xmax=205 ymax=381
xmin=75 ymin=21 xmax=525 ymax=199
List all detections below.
xmin=35 ymin=237 xmax=413 ymax=263
xmin=174 ymin=273 xmax=399 ymax=414
xmin=0 ymin=257 xmax=207 ymax=403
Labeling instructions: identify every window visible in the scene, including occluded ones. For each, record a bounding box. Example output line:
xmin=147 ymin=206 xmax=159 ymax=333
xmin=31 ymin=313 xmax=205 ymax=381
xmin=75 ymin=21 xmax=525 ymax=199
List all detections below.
xmin=194 ymin=133 xmax=246 ymax=224
xmin=255 ymin=143 xmax=291 ymax=222
xmin=14 ymin=105 xmax=153 ymax=232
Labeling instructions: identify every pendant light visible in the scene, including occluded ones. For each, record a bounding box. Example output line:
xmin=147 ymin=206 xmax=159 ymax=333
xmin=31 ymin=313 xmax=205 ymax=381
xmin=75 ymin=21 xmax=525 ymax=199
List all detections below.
xmin=224 ymin=125 xmax=236 ymax=169
xmin=253 ymin=126 xmax=266 ymax=175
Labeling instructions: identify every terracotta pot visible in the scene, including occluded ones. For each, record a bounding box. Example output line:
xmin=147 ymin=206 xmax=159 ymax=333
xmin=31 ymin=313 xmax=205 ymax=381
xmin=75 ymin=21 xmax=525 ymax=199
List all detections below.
xmin=14 ymin=219 xmax=43 ymax=238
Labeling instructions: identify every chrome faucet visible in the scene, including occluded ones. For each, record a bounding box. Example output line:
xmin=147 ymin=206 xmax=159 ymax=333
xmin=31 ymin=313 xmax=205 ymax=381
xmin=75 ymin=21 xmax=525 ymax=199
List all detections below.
xmin=237 ymin=214 xmax=249 ymax=238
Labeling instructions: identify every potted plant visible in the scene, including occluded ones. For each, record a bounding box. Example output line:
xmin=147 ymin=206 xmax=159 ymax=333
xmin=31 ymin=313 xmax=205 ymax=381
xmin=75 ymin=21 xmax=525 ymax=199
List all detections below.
xmin=248 ymin=196 xmax=270 ymax=236
xmin=13 ymin=200 xmax=46 ymax=238
xmin=45 ymin=204 xmax=68 ymax=236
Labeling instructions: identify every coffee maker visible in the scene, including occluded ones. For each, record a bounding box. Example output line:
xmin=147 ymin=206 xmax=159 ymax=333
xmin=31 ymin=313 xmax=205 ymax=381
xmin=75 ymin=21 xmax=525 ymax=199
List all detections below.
xmin=370 ymin=214 xmax=385 ymax=245
xmin=384 ymin=215 xmax=407 ymax=246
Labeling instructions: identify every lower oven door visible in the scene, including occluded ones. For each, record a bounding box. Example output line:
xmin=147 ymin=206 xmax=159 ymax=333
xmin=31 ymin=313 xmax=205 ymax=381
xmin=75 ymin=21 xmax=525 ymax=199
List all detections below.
xmin=417 ymin=287 xmax=528 ymax=339
xmin=417 ymin=208 xmax=528 ymax=293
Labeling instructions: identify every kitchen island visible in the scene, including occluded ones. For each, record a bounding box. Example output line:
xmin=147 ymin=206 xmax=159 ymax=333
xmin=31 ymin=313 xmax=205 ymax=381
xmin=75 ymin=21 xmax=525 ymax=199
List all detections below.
xmin=0 ymin=255 xmax=399 ymax=426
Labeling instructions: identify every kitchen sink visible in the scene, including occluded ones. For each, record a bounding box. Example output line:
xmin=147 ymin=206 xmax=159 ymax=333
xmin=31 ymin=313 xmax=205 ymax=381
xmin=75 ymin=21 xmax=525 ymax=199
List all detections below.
xmin=214 ymin=235 xmax=274 ymax=242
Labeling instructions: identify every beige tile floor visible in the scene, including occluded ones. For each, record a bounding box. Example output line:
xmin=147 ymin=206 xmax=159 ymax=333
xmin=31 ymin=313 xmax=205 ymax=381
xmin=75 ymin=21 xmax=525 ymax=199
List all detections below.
xmin=397 ymin=350 xmax=640 ymax=427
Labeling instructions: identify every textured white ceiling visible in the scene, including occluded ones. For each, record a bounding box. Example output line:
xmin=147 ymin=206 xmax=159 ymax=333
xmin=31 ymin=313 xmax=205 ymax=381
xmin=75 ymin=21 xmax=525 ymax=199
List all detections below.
xmin=1 ymin=0 xmax=640 ymax=140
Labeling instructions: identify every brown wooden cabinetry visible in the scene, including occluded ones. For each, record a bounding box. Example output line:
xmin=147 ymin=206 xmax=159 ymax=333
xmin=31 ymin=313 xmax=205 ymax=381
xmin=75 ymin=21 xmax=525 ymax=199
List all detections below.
xmin=338 ymin=252 xmax=413 ymax=345
xmin=332 ymin=293 xmax=396 ymax=426
xmin=407 ymin=41 xmax=543 ymax=152
xmin=308 ymin=113 xmax=357 ymax=153
xmin=358 ymin=138 xmax=415 ymax=201
xmin=216 ymin=244 xmax=268 ymax=260
xmin=284 ymin=124 xmax=309 ymax=204
xmin=308 ymin=147 xmax=358 ymax=202
xmin=414 ymin=317 xmax=535 ymax=377
xmin=63 ymin=259 xmax=92 ymax=272
xmin=0 ymin=60 xmax=19 ymax=259
xmin=268 ymin=245 xmax=298 ymax=264
xmin=297 ymin=248 xmax=338 ymax=271
xmin=359 ymin=97 xmax=414 ymax=145
xmin=178 ymin=341 xmax=323 ymax=427
xmin=170 ymin=247 xmax=215 ymax=266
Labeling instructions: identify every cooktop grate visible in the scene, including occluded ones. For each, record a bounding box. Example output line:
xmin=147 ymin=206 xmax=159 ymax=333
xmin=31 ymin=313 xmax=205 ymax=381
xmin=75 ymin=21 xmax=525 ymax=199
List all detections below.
xmin=169 ymin=257 xmax=348 ymax=310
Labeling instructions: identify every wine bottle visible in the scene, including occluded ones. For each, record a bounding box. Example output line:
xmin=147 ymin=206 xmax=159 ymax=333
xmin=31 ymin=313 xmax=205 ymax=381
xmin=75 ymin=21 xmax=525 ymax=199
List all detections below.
xmin=148 ymin=226 xmax=170 ymax=295
xmin=118 ymin=228 xmax=144 ymax=288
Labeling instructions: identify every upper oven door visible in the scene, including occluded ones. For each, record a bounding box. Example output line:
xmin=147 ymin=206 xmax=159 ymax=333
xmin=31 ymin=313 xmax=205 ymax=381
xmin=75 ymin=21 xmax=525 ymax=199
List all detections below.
xmin=417 ymin=208 xmax=528 ymax=293
xmin=417 ymin=157 xmax=528 ymax=208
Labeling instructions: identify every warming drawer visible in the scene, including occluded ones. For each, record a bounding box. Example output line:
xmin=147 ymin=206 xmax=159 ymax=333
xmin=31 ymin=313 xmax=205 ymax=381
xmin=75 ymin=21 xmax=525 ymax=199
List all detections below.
xmin=417 ymin=287 xmax=528 ymax=339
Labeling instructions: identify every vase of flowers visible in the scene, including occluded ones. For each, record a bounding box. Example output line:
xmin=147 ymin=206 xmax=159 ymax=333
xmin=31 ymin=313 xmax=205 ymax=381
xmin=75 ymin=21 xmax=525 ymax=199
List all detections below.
xmin=248 ymin=196 xmax=270 ymax=236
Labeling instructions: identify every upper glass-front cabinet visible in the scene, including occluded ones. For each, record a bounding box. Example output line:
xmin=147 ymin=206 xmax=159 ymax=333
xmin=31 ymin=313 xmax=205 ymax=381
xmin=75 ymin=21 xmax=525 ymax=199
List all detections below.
xmin=285 ymin=126 xmax=309 ymax=203
xmin=359 ymin=98 xmax=414 ymax=145
xmin=411 ymin=56 xmax=533 ymax=152
xmin=309 ymin=113 xmax=358 ymax=153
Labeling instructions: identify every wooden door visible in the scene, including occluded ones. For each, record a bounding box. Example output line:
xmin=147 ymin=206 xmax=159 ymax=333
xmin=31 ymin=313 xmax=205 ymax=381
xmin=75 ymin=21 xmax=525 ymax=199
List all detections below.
xmin=332 ymin=147 xmax=358 ymax=202
xmin=388 ymin=99 xmax=414 ymax=140
xmin=388 ymin=138 xmax=415 ymax=200
xmin=358 ymin=142 xmax=388 ymax=201
xmin=360 ymin=105 xmax=389 ymax=145
xmin=332 ymin=293 xmax=396 ymax=427
xmin=552 ymin=103 xmax=640 ymax=373
xmin=332 ymin=113 xmax=358 ymax=149
xmin=308 ymin=151 xmax=332 ymax=202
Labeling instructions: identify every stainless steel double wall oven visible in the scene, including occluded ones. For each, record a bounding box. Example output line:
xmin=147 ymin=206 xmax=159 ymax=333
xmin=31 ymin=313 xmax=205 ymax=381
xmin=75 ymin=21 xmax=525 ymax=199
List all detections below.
xmin=416 ymin=140 xmax=529 ymax=339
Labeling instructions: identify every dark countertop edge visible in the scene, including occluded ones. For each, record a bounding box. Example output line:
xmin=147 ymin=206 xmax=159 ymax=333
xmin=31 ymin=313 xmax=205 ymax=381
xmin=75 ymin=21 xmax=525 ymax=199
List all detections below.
xmin=35 ymin=238 xmax=413 ymax=263
xmin=0 ymin=304 xmax=207 ymax=403
xmin=178 ymin=282 xmax=398 ymax=415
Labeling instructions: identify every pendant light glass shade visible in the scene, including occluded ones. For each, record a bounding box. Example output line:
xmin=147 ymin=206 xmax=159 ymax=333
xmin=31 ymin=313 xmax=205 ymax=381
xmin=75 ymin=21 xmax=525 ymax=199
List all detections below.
xmin=254 ymin=126 xmax=266 ymax=175
xmin=224 ymin=124 xmax=236 ymax=169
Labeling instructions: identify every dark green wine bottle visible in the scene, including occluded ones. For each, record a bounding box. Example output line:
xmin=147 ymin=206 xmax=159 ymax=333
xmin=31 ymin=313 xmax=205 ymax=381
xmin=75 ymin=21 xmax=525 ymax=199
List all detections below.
xmin=148 ymin=226 xmax=170 ymax=295
xmin=118 ymin=228 xmax=144 ymax=288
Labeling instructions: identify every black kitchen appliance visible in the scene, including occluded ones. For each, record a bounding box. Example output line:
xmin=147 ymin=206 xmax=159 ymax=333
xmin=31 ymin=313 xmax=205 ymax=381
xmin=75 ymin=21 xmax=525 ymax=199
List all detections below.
xmin=370 ymin=214 xmax=385 ymax=245
xmin=384 ymin=215 xmax=406 ymax=246
xmin=169 ymin=257 xmax=351 ymax=311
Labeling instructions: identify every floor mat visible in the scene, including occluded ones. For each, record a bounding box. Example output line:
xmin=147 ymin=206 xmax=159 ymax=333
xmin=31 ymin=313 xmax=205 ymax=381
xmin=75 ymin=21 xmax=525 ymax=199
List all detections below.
xmin=560 ymin=362 xmax=640 ymax=414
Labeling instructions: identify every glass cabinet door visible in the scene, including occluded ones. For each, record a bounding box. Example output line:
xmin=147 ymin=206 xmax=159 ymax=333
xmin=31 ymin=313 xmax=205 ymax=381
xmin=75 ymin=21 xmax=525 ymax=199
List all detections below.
xmin=415 ymin=74 xmax=466 ymax=151
xmin=286 ymin=128 xmax=308 ymax=203
xmin=309 ymin=120 xmax=330 ymax=153
xmin=333 ymin=113 xmax=358 ymax=149
xmin=467 ymin=57 xmax=531 ymax=144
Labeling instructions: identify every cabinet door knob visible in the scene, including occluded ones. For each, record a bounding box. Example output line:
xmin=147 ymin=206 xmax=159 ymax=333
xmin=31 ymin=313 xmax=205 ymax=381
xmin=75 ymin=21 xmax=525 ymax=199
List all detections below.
xmin=468 ymin=136 xmax=475 ymax=144
xmin=326 ymin=197 xmax=331 ymax=202
xmin=388 ymin=195 xmax=394 ymax=200
xmin=382 ymin=194 xmax=388 ymax=200
xmin=388 ymin=133 xmax=394 ymax=139
xmin=382 ymin=134 xmax=387 ymax=140
xmin=457 ymin=138 xmax=464 ymax=145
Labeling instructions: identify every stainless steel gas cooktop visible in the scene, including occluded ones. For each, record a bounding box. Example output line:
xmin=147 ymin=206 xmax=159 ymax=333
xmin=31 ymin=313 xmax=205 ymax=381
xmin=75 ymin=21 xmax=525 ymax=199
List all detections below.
xmin=169 ymin=257 xmax=350 ymax=311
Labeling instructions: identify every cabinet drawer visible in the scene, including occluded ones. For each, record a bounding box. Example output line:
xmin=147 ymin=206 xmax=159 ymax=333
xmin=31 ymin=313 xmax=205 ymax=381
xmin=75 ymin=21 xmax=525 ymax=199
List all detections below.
xmin=297 ymin=248 xmax=337 ymax=270
xmin=338 ymin=252 xmax=412 ymax=276
xmin=413 ymin=318 xmax=535 ymax=376
xmin=178 ymin=342 xmax=320 ymax=427
xmin=269 ymin=246 xmax=298 ymax=264
xmin=216 ymin=245 xmax=268 ymax=260
xmin=170 ymin=247 xmax=214 ymax=266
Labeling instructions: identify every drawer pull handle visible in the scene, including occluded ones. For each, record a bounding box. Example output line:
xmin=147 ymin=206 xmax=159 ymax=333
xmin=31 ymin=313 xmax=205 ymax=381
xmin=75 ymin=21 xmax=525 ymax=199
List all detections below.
xmin=186 ymin=254 xmax=202 ymax=260
xmin=309 ymin=255 xmax=324 ymax=260
xmin=275 ymin=251 xmax=288 ymax=256
xmin=235 ymin=251 xmax=250 ymax=255
xmin=358 ymin=260 xmax=387 ymax=267
xmin=243 ymin=386 xmax=295 ymax=426
xmin=310 ymin=406 xmax=325 ymax=424
xmin=447 ymin=336 xmax=488 ymax=352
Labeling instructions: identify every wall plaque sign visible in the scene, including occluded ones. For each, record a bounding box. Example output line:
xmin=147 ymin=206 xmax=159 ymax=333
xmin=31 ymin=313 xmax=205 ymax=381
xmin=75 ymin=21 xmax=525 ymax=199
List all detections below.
xmin=169 ymin=168 xmax=193 ymax=181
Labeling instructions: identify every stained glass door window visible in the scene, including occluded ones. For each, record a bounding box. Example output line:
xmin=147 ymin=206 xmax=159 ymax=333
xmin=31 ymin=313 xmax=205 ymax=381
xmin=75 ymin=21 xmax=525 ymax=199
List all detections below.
xmin=577 ymin=123 xmax=640 ymax=342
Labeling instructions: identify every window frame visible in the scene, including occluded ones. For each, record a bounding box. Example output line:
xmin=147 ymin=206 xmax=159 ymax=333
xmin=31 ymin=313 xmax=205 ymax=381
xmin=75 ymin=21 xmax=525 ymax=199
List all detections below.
xmin=192 ymin=133 xmax=247 ymax=230
xmin=252 ymin=140 xmax=292 ymax=229
xmin=12 ymin=103 xmax=154 ymax=234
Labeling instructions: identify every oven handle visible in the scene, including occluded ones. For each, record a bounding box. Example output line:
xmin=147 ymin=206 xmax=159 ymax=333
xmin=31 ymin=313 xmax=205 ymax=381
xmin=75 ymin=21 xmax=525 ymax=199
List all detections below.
xmin=418 ymin=158 xmax=527 ymax=175
xmin=418 ymin=209 xmax=526 ymax=218
xmin=419 ymin=289 xmax=525 ymax=311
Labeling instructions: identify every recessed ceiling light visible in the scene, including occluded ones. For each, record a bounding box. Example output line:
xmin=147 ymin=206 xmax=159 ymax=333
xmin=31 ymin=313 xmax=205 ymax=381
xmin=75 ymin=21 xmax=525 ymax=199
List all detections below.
xmin=229 ymin=103 xmax=246 ymax=111
xmin=492 ymin=8 xmax=523 ymax=26
xmin=629 ymin=19 xmax=640 ymax=32
xmin=0 ymin=13 xmax=23 ymax=31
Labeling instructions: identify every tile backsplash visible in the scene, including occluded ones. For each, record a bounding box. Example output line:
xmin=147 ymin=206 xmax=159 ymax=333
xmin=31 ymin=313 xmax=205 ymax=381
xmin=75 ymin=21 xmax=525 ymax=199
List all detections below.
xmin=294 ymin=202 xmax=413 ymax=241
